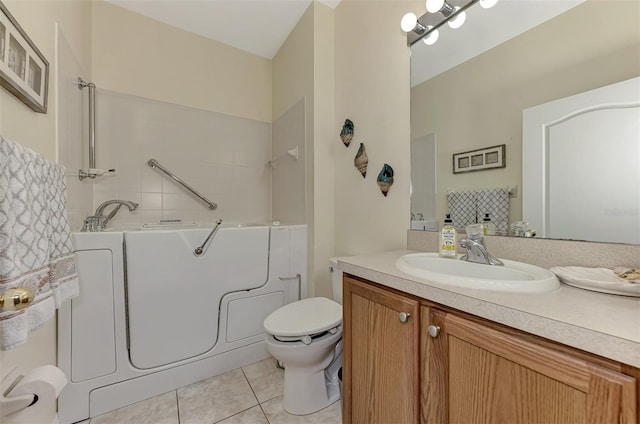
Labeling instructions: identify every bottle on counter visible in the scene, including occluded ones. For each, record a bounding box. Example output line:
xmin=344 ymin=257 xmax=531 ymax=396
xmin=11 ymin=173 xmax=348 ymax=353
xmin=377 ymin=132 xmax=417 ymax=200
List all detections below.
xmin=482 ymin=213 xmax=496 ymax=235
xmin=440 ymin=213 xmax=457 ymax=258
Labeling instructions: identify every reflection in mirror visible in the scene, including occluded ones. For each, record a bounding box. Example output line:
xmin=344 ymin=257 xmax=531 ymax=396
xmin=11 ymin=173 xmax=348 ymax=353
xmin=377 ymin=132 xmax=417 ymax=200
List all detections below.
xmin=410 ymin=134 xmax=437 ymax=231
xmin=409 ymin=0 xmax=640 ymax=244
xmin=523 ymin=77 xmax=640 ymax=244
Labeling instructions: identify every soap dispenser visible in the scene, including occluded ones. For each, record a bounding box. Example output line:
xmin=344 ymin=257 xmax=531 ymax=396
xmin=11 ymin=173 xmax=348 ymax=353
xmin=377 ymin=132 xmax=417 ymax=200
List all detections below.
xmin=482 ymin=213 xmax=496 ymax=235
xmin=440 ymin=213 xmax=456 ymax=258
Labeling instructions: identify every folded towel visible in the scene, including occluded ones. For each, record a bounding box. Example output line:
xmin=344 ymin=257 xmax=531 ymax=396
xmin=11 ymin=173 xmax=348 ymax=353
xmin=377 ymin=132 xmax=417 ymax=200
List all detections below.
xmin=0 ymin=136 xmax=79 ymax=350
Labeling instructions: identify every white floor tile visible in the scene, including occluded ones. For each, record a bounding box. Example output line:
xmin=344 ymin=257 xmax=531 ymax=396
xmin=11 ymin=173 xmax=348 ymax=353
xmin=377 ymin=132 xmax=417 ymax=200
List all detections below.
xmin=177 ymin=368 xmax=258 ymax=424
xmin=261 ymin=395 xmax=342 ymax=424
xmin=89 ymin=391 xmax=178 ymax=424
xmin=214 ymin=405 xmax=269 ymax=424
xmin=85 ymin=360 xmax=342 ymax=424
xmin=242 ymin=357 xmax=284 ymax=403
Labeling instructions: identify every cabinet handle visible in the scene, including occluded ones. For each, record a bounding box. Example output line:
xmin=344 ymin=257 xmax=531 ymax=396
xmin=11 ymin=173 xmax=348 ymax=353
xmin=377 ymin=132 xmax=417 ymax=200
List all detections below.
xmin=427 ymin=325 xmax=441 ymax=338
xmin=399 ymin=312 xmax=411 ymax=323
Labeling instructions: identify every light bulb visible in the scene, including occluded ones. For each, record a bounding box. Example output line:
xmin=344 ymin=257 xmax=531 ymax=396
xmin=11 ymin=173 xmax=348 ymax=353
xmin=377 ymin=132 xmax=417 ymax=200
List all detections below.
xmin=423 ymin=27 xmax=439 ymax=45
xmin=479 ymin=0 xmax=498 ymax=8
xmin=400 ymin=12 xmax=418 ymax=32
xmin=426 ymin=0 xmax=445 ymax=13
xmin=447 ymin=8 xmax=466 ymax=28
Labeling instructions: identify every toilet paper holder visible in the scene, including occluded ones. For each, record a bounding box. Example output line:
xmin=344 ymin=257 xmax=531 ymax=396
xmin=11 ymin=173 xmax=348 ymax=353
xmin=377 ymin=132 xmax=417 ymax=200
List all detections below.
xmin=1 ymin=368 xmax=37 ymax=418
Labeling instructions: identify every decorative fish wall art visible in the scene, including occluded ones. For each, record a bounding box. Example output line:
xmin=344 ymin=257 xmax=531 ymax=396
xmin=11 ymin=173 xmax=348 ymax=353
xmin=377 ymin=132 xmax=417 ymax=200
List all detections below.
xmin=340 ymin=119 xmax=354 ymax=147
xmin=354 ymin=143 xmax=368 ymax=178
xmin=377 ymin=164 xmax=394 ymax=197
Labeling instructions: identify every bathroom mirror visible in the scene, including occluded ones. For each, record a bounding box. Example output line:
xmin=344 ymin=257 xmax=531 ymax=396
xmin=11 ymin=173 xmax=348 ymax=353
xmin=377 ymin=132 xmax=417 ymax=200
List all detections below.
xmin=409 ymin=0 xmax=640 ymax=244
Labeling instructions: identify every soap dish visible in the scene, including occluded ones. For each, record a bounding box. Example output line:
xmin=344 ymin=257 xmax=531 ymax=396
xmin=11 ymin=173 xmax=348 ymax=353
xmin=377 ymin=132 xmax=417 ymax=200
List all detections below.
xmin=551 ymin=266 xmax=640 ymax=297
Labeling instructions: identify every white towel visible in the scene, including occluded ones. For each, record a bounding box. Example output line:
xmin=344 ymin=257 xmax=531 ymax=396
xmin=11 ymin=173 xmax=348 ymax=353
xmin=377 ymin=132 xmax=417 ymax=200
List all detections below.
xmin=0 ymin=136 xmax=79 ymax=350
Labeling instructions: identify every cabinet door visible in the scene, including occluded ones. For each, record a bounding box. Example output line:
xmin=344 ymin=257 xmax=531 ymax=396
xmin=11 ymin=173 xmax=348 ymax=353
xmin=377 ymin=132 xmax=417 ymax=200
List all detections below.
xmin=343 ymin=276 xmax=420 ymax=424
xmin=422 ymin=308 xmax=637 ymax=423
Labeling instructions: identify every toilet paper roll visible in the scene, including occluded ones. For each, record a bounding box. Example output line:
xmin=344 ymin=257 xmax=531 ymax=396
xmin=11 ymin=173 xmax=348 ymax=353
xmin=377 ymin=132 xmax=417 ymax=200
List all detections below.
xmin=6 ymin=365 xmax=68 ymax=422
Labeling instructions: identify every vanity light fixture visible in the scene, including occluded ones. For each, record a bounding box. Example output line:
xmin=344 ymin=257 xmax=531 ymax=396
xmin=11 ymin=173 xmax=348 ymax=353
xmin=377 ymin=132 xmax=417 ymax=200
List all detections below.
xmin=423 ymin=26 xmax=439 ymax=45
xmin=401 ymin=0 xmax=498 ymax=46
xmin=479 ymin=0 xmax=499 ymax=8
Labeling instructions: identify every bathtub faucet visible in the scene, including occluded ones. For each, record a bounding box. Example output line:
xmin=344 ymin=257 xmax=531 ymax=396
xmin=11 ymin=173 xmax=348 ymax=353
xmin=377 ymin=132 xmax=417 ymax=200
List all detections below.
xmin=82 ymin=200 xmax=139 ymax=232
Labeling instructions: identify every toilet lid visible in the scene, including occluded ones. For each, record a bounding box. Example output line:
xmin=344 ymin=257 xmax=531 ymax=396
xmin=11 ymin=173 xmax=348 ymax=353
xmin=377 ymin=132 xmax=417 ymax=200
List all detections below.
xmin=264 ymin=297 xmax=342 ymax=337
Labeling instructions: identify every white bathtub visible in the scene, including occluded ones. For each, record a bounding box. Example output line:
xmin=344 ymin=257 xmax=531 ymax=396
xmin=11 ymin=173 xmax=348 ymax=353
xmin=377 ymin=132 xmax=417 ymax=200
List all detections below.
xmin=57 ymin=224 xmax=307 ymax=423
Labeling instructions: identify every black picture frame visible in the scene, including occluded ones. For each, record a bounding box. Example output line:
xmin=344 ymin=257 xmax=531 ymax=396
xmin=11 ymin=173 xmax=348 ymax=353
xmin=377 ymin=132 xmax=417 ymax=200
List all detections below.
xmin=0 ymin=1 xmax=49 ymax=113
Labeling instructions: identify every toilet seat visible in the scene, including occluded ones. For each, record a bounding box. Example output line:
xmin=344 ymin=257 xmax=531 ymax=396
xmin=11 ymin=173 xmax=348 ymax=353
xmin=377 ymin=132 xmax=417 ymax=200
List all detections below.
xmin=264 ymin=297 xmax=342 ymax=343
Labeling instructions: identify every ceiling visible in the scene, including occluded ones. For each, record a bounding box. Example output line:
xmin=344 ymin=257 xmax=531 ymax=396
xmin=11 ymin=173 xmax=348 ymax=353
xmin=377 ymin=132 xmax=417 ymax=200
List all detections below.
xmin=105 ymin=0 xmax=587 ymax=84
xmin=105 ymin=0 xmax=341 ymax=59
xmin=410 ymin=0 xmax=587 ymax=86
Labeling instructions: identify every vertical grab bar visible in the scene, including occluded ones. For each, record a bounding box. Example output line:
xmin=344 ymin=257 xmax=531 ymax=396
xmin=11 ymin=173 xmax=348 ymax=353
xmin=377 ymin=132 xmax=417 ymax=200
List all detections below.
xmin=78 ymin=78 xmax=115 ymax=180
xmin=78 ymin=78 xmax=96 ymax=169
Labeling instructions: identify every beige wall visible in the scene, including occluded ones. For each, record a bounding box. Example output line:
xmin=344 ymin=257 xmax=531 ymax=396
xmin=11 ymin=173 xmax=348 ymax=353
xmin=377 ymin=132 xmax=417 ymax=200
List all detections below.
xmin=0 ymin=1 xmax=92 ymax=423
xmin=272 ymin=4 xmax=314 ymax=123
xmin=334 ymin=0 xmax=411 ymax=257
xmin=272 ymin=3 xmax=337 ymax=298
xmin=0 ymin=0 xmax=91 ymax=156
xmin=311 ymin=2 xmax=335 ymax=298
xmin=272 ymin=4 xmax=316 ymax=294
xmin=92 ymin=0 xmax=272 ymax=123
xmin=411 ymin=0 xmax=640 ymax=225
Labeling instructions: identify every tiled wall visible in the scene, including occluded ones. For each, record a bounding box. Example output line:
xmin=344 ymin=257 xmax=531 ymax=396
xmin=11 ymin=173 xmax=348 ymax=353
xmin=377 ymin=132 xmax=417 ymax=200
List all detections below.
xmin=92 ymin=90 xmax=273 ymax=227
xmin=57 ymin=28 xmax=93 ymax=232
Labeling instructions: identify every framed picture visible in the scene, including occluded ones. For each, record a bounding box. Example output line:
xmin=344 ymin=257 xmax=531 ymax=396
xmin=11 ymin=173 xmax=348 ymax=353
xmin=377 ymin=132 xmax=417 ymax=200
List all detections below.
xmin=453 ymin=144 xmax=505 ymax=174
xmin=0 ymin=1 xmax=48 ymax=113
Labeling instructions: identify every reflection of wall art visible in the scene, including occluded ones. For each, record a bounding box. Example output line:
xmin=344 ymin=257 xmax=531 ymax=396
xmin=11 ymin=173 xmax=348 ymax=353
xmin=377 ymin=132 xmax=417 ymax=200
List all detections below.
xmin=0 ymin=1 xmax=48 ymax=113
xmin=453 ymin=144 xmax=505 ymax=174
xmin=340 ymin=119 xmax=354 ymax=147
xmin=354 ymin=142 xmax=368 ymax=177
xmin=377 ymin=163 xmax=394 ymax=197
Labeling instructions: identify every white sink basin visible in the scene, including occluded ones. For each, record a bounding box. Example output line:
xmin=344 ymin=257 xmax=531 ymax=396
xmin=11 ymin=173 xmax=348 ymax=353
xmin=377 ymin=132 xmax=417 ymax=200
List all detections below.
xmin=395 ymin=253 xmax=560 ymax=293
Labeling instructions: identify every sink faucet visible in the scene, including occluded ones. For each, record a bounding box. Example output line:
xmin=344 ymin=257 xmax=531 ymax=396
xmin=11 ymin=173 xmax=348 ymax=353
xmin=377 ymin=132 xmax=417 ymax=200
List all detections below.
xmin=459 ymin=224 xmax=503 ymax=266
xmin=82 ymin=200 xmax=139 ymax=232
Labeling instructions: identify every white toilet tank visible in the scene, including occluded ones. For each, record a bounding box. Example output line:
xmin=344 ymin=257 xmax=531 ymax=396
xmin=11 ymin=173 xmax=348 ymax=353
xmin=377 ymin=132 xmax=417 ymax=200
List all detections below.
xmin=329 ymin=258 xmax=343 ymax=305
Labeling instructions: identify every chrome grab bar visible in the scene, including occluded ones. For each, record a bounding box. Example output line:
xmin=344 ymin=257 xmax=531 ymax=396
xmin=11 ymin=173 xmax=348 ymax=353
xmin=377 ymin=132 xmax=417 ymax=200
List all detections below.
xmin=77 ymin=78 xmax=96 ymax=169
xmin=147 ymin=158 xmax=217 ymax=210
xmin=194 ymin=219 xmax=223 ymax=256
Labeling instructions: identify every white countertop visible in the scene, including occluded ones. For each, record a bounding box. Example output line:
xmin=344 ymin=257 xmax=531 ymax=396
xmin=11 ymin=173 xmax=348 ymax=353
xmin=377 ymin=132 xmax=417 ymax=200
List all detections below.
xmin=336 ymin=250 xmax=640 ymax=368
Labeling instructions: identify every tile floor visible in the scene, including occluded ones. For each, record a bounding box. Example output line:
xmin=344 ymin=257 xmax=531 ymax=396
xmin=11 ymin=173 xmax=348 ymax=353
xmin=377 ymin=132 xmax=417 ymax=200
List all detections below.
xmin=82 ymin=357 xmax=342 ymax=424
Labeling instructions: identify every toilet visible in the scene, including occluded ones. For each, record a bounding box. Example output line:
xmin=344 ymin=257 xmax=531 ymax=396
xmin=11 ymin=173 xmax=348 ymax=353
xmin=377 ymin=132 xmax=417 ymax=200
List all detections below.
xmin=263 ymin=258 xmax=343 ymax=415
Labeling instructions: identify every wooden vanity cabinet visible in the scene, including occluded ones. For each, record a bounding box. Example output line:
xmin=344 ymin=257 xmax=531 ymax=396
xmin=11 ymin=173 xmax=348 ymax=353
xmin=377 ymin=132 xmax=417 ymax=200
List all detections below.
xmin=421 ymin=305 xmax=637 ymax=424
xmin=343 ymin=275 xmax=638 ymax=424
xmin=342 ymin=275 xmax=420 ymax=424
